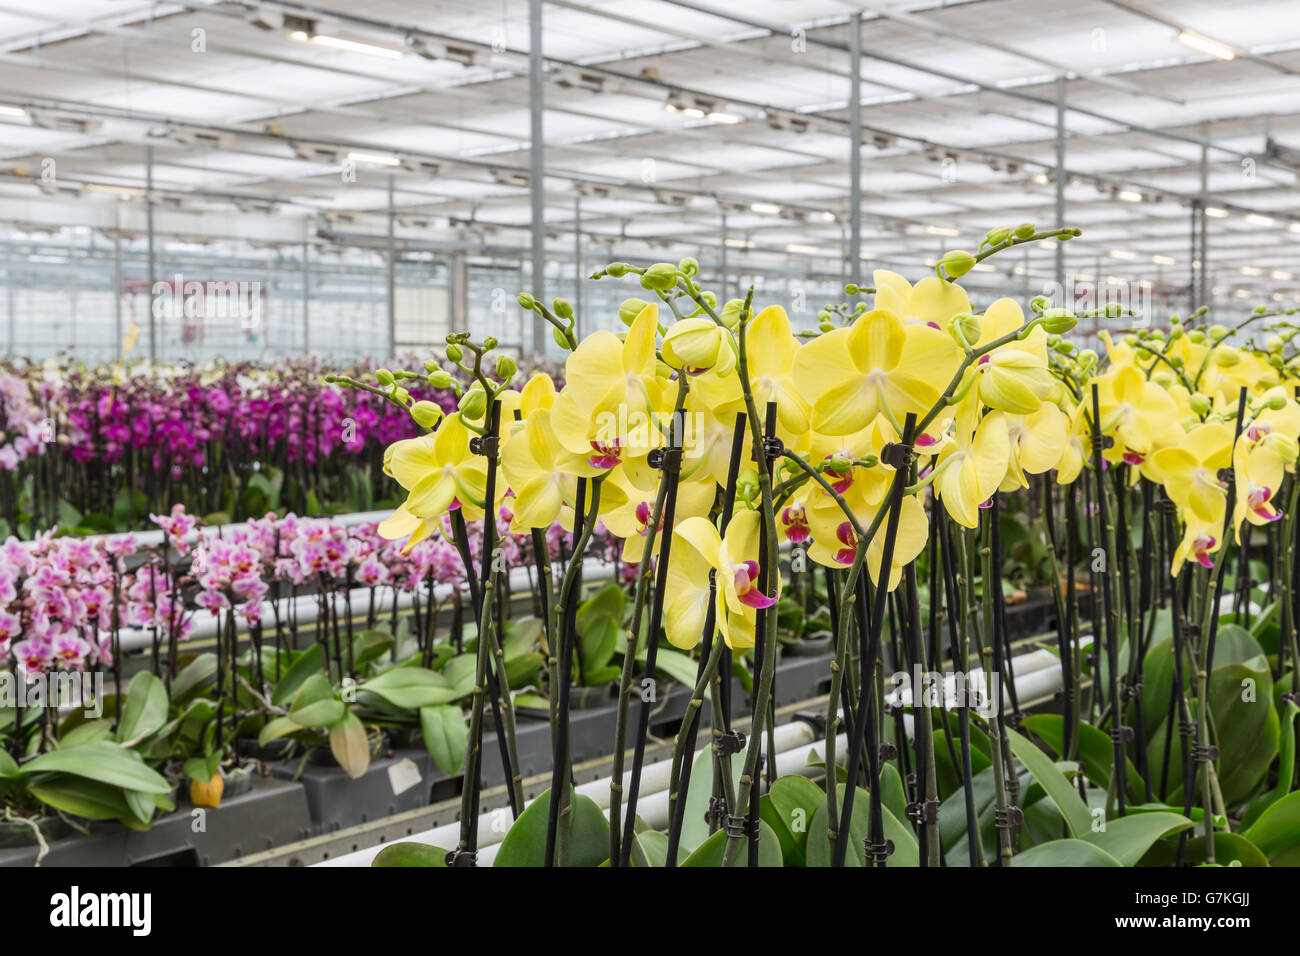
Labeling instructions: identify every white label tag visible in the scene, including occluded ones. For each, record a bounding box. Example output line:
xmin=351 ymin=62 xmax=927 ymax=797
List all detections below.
xmin=387 ymin=758 xmax=422 ymax=796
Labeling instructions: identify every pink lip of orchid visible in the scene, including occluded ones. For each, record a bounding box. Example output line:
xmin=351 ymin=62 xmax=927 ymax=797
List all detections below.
xmin=833 ymin=520 xmax=857 ymax=566
xmin=1193 ymin=533 xmax=1217 ymax=569
xmin=781 ymin=505 xmax=810 ymax=543
xmin=733 ymin=559 xmax=776 ymax=609
xmin=1248 ymin=486 xmax=1281 ymax=522
xmin=588 ymin=439 xmax=623 ymax=470
xmin=1122 ymin=450 xmax=1145 ymax=466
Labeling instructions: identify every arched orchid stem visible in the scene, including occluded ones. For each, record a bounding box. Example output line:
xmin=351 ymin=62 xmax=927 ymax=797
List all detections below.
xmin=545 ymin=477 xmax=603 ymax=867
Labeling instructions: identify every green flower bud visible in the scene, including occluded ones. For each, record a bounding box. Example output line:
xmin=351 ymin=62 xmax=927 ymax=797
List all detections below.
xmin=1039 ymin=308 xmax=1078 ymax=334
xmin=845 ymin=283 xmax=860 ymax=295
xmin=985 ymin=226 xmax=1011 ymax=247
xmin=1169 ymin=355 xmax=1185 ymax=369
xmin=423 ymin=360 xmax=440 ymax=373
xmin=1267 ymin=334 xmax=1284 ymax=352
xmin=619 ymin=297 xmax=653 ymax=326
xmin=735 ymin=471 xmax=760 ymax=504
xmin=392 ymin=386 xmax=410 ymax=404
xmin=1013 ymin=223 xmax=1036 ymax=240
xmin=1029 ymin=295 xmax=1051 ymax=314
xmin=605 ymin=262 xmax=629 ymax=277
xmin=427 ymin=370 xmax=453 ymax=389
xmin=819 ymin=318 xmax=834 ymax=332
xmin=826 ymin=456 xmax=852 ymax=474
xmin=1189 ymin=394 xmax=1211 ymax=417
xmin=375 ymin=368 xmax=394 ymax=386
xmin=410 ymin=401 xmax=443 ymax=428
xmin=1255 ymin=305 xmax=1268 ymax=315
xmin=1270 ymin=354 xmax=1285 ymax=369
xmin=445 ymin=343 xmax=463 ymax=363
xmin=1188 ymin=330 xmax=1205 ymax=344
xmin=517 ymin=292 xmax=536 ymax=310
xmin=458 ymin=387 xmax=487 ymax=420
xmin=1152 ymin=371 xmax=1172 ymax=387
xmin=720 ymin=298 xmax=745 ymax=329
xmin=1213 ymin=348 xmax=1241 ymax=367
xmin=1267 ymin=394 xmax=1288 ymax=410
xmin=938 ymin=249 xmax=977 ymax=279
xmin=677 ymin=257 xmax=699 ymax=278
xmin=496 ymin=354 xmax=518 ymax=381
xmin=640 ymin=262 xmax=679 ymax=292
xmin=553 ymin=327 xmax=570 ymax=350
xmin=1169 ymin=327 xmax=1184 ymax=341
xmin=553 ymin=298 xmax=574 ymax=320
xmin=1076 ymin=348 xmax=1098 ymax=372
xmin=1209 ymin=324 xmax=1228 ymax=341
xmin=947 ymin=312 xmax=981 ymax=347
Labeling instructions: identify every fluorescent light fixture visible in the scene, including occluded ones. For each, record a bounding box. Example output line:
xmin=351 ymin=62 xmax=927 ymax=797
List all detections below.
xmin=785 ymin=243 xmax=821 ymax=254
xmin=971 ymin=263 xmax=996 ymax=272
xmin=1290 ymin=223 xmax=1300 ymax=233
xmin=1032 ymin=173 xmax=1050 ymax=185
xmin=750 ymin=202 xmax=781 ymax=215
xmin=0 ymin=104 xmax=26 ymax=118
xmin=1176 ymin=30 xmax=1235 ymax=61
xmin=347 ymin=150 xmax=400 ymax=167
xmin=1245 ymin=213 xmax=1275 ymax=226
xmin=1241 ymin=266 xmax=1263 ymax=276
xmin=724 ymin=237 xmax=755 ymax=248
xmin=1117 ymin=189 xmax=1143 ymax=202
xmin=817 ymin=211 xmax=836 ymax=222
xmin=1152 ymin=254 xmax=1177 ymax=265
xmin=288 ymin=30 xmax=404 ymax=59
xmin=1272 ymin=270 xmax=1292 ymax=280
xmin=1108 ymin=249 xmax=1137 ymax=260
xmin=1235 ymin=289 xmax=1251 ymax=298
xmin=925 ymin=225 xmax=960 ymax=237
xmin=85 ymin=183 xmax=146 ymax=197
xmin=708 ymin=112 xmax=741 ymax=124
xmin=1205 ymin=206 xmax=1229 ymax=218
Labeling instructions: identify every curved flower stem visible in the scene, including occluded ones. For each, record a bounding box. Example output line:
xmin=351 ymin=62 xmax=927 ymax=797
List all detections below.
xmin=545 ymin=477 xmax=603 ymax=867
xmin=607 ymin=376 xmax=689 ymax=865
xmin=720 ymin=289 xmax=784 ymax=868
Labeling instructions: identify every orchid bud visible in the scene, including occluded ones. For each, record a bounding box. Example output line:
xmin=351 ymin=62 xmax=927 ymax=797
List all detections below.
xmin=427 ymin=370 xmax=453 ymax=389
xmin=720 ymin=298 xmax=745 ymax=329
xmin=553 ymin=298 xmax=574 ymax=320
xmin=1039 ymin=308 xmax=1078 ymax=334
xmin=677 ymin=257 xmax=700 ymax=278
xmin=1213 ymin=348 xmax=1241 ymax=367
xmin=938 ymin=249 xmax=977 ymax=279
xmin=947 ymin=312 xmax=981 ymax=347
xmin=446 ymin=343 xmax=464 ymax=363
xmin=1013 ymin=223 xmax=1036 ymax=240
xmin=736 ymin=471 xmax=760 ymax=504
xmin=410 ymin=401 xmax=442 ymax=428
xmin=1029 ymin=295 xmax=1051 ymax=314
xmin=1266 ymin=394 xmax=1288 ymax=410
xmin=496 ymin=354 xmax=518 ymax=381
xmin=641 ymin=262 xmax=679 ymax=291
xmin=619 ymin=298 xmax=652 ymax=326
xmin=459 ymin=387 xmax=487 ymax=420
xmin=375 ymin=368 xmax=394 ymax=386
xmin=605 ymin=262 xmax=629 ymax=277
xmin=985 ymin=226 xmax=1011 ymax=247
xmin=517 ymin=292 xmax=536 ymax=310
xmin=1189 ymin=394 xmax=1211 ymax=417
xmin=1209 ymin=324 xmax=1228 ymax=341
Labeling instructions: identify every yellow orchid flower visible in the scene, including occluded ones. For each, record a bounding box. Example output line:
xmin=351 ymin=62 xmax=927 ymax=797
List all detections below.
xmin=662 ymin=317 xmax=736 ymax=377
xmin=804 ymin=493 xmax=929 ymax=591
xmin=499 ymin=407 xmax=615 ymax=531
xmin=690 ymin=305 xmax=810 ymax=442
xmin=1150 ymin=422 xmax=1233 ymax=525
xmin=1232 ymin=440 xmax=1284 ymax=540
xmin=1170 ymin=514 xmax=1223 ymax=576
xmin=791 ymin=308 xmax=961 ymax=436
xmin=872 ymin=269 xmax=971 ymax=328
xmin=933 ymin=408 xmax=1010 ymax=529
xmin=665 ymin=511 xmax=777 ymax=651
xmin=376 ymin=502 xmax=442 ymax=553
xmin=999 ymin=402 xmax=1069 ymax=491
xmin=1243 ymin=386 xmax=1300 ymax=467
xmin=1088 ymin=363 xmax=1181 ymax=468
xmin=602 ymin=466 xmax=717 ymax=563
xmin=550 ymin=302 xmax=668 ymax=467
xmin=383 ymin=413 xmax=490 ymax=524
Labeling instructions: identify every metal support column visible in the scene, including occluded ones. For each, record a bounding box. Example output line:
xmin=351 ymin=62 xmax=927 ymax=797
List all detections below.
xmin=387 ymin=175 xmax=396 ymax=357
xmin=302 ymin=239 xmax=311 ymax=354
xmin=1198 ymin=132 xmax=1209 ymax=310
xmin=529 ymin=0 xmax=546 ymax=355
xmin=573 ymin=192 xmax=582 ymax=340
xmin=1054 ymin=76 xmax=1066 ymax=296
xmin=720 ymin=213 xmax=728 ymax=303
xmin=146 ymin=145 xmax=156 ymax=362
xmin=849 ymin=13 xmax=862 ymax=286
xmin=112 ymin=233 xmax=122 ymax=351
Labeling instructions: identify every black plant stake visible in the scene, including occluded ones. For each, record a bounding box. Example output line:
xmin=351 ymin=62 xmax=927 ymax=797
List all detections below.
xmin=939 ymin=507 xmax=981 ymax=866
xmin=664 ymin=413 xmax=747 ymax=865
xmin=834 ymin=413 xmax=915 ymax=867
xmin=1089 ymin=383 xmax=1128 ymax=815
xmin=619 ymin=408 xmax=685 ymax=867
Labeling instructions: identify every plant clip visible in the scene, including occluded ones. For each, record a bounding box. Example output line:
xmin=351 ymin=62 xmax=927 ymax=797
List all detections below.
xmin=1155 ymin=497 xmax=1178 ymax=515
xmin=646 ymin=446 xmax=682 ymax=474
xmin=878 ymin=441 xmax=914 ymax=470
xmin=715 ymin=729 xmax=746 ymax=757
xmin=444 ymin=848 xmax=478 ymax=867
xmin=749 ymin=434 xmax=786 ymax=463
xmin=1084 ymin=652 xmax=1098 ymax=668
xmin=1193 ymin=743 xmax=1220 ymax=763
xmin=1215 ymin=467 xmax=1234 ymax=484
xmin=723 ymin=812 xmax=760 ymax=839
xmin=1178 ymin=717 xmax=1196 ymax=737
xmin=704 ymin=795 xmax=728 ymax=829
xmin=882 ymin=699 xmax=903 ymax=717
xmin=1122 ymin=680 xmax=1143 ymax=701
xmin=879 ymin=741 xmax=898 ymax=761
xmin=904 ymin=799 xmax=940 ymax=825
xmin=1280 ymin=691 xmax=1300 ymax=707
xmin=1185 ymin=622 xmax=1201 ymax=638
xmin=994 ymin=805 xmax=1024 ymax=829
xmin=1091 ymin=433 xmax=1114 ymax=452
xmin=1109 ymin=725 xmax=1135 ymax=744
xmin=469 ymin=435 xmax=499 ymax=458
xmin=863 ymin=837 xmax=895 ymax=864
xmin=905 ymin=771 xmax=918 ymax=790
